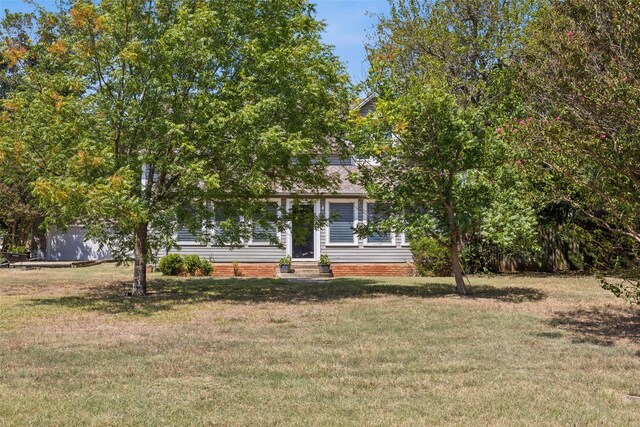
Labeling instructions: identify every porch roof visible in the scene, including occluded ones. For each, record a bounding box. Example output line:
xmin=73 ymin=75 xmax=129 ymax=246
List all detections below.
xmin=273 ymin=165 xmax=366 ymax=197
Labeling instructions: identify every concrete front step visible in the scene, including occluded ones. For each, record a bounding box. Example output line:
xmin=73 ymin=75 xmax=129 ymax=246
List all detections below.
xmin=289 ymin=263 xmax=328 ymax=273
xmin=278 ymin=273 xmax=333 ymax=279
xmin=277 ymin=272 xmax=333 ymax=279
xmin=292 ymin=268 xmax=324 ymax=273
xmin=278 ymin=263 xmax=333 ymax=279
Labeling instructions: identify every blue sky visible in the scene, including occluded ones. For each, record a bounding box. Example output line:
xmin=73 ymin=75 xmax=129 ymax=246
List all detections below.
xmin=1 ymin=0 xmax=390 ymax=84
xmin=314 ymin=0 xmax=389 ymax=83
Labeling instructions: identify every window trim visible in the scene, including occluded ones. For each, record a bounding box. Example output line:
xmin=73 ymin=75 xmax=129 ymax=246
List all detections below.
xmin=247 ymin=198 xmax=282 ymax=247
xmin=324 ymin=198 xmax=359 ymax=247
xmin=363 ymin=200 xmax=396 ymax=247
xmin=400 ymin=232 xmax=410 ymax=247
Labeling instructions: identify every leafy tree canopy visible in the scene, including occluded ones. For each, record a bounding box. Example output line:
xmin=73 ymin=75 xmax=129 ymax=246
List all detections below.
xmin=0 ymin=12 xmax=44 ymax=252
xmin=350 ymin=0 xmax=539 ymax=294
xmin=0 ymin=0 xmax=350 ymax=294
xmin=517 ymin=0 xmax=640 ymax=302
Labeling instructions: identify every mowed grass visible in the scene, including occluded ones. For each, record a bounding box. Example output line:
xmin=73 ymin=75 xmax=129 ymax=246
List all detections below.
xmin=0 ymin=265 xmax=639 ymax=426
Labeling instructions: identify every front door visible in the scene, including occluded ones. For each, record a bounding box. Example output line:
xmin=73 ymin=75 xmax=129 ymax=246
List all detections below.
xmin=291 ymin=204 xmax=315 ymax=259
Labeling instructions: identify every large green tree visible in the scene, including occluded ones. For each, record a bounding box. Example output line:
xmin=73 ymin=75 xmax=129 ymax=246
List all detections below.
xmin=517 ymin=0 xmax=640 ymax=302
xmin=0 ymin=0 xmax=349 ymax=294
xmin=0 ymin=12 xmax=44 ymax=253
xmin=351 ymin=0 xmax=538 ymax=294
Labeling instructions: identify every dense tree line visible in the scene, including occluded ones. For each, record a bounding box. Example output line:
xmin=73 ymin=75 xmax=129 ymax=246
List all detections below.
xmin=351 ymin=0 xmax=639 ymax=300
xmin=0 ymin=13 xmax=45 ymax=254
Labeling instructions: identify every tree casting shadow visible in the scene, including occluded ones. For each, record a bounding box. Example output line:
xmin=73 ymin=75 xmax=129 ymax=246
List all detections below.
xmin=29 ymin=277 xmax=546 ymax=316
xmin=550 ymin=305 xmax=640 ymax=347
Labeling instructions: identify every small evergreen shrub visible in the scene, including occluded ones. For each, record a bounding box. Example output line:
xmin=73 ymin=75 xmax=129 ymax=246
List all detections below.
xmin=199 ymin=259 xmax=213 ymax=276
xmin=159 ymin=254 xmax=185 ymax=276
xmin=184 ymin=255 xmax=202 ymax=276
xmin=460 ymin=237 xmax=500 ymax=274
xmin=410 ymin=237 xmax=451 ymax=277
xmin=7 ymin=245 xmax=28 ymax=254
xmin=159 ymin=254 xmax=213 ymax=276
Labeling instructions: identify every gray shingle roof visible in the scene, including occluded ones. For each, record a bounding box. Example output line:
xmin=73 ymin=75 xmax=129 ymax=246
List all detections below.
xmin=274 ymin=165 xmax=365 ymax=197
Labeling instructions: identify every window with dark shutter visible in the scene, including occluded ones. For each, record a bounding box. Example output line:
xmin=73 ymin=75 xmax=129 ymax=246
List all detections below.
xmin=366 ymin=202 xmax=392 ymax=244
xmin=177 ymin=227 xmax=197 ymax=243
xmin=328 ymin=202 xmax=356 ymax=244
xmin=251 ymin=202 xmax=279 ymax=244
xmin=212 ymin=206 xmax=242 ymax=243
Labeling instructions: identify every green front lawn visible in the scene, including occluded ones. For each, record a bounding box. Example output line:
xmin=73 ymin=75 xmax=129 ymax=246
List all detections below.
xmin=0 ymin=265 xmax=639 ymax=425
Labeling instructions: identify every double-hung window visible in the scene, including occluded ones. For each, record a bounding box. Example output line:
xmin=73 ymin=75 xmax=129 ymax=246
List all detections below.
xmin=177 ymin=208 xmax=207 ymax=245
xmin=364 ymin=201 xmax=395 ymax=245
xmin=177 ymin=226 xmax=199 ymax=244
xmin=250 ymin=201 xmax=280 ymax=245
xmin=211 ymin=206 xmax=244 ymax=246
xmin=326 ymin=200 xmax=358 ymax=245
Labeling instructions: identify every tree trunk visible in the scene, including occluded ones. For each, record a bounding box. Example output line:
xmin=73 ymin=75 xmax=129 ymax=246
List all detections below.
xmin=11 ymin=221 xmax=17 ymax=247
xmin=451 ymin=236 xmax=467 ymax=295
xmin=444 ymin=200 xmax=467 ymax=295
xmin=132 ymin=222 xmax=148 ymax=296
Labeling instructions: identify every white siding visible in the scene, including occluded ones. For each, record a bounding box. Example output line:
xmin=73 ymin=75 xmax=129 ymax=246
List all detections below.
xmin=169 ymin=197 xmax=413 ymax=264
xmin=46 ymin=226 xmax=112 ymax=261
xmin=320 ymin=222 xmax=412 ymax=264
xmin=168 ymin=242 xmax=286 ymax=262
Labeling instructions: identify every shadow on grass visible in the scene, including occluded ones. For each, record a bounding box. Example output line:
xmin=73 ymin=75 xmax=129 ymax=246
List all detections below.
xmin=28 ymin=277 xmax=546 ymax=316
xmin=496 ymin=271 xmax=593 ymax=278
xmin=550 ymin=305 xmax=640 ymax=347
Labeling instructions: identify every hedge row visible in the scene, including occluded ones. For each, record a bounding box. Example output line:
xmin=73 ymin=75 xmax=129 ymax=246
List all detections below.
xmin=158 ymin=254 xmax=213 ymax=276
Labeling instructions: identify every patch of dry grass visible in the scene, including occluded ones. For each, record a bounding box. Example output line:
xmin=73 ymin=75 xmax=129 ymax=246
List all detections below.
xmin=0 ymin=265 xmax=639 ymax=426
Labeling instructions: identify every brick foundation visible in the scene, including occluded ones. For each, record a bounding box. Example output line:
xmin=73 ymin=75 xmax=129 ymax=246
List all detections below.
xmin=152 ymin=262 xmax=415 ymax=278
xmin=212 ymin=263 xmax=278 ymax=278
xmin=331 ymin=263 xmax=415 ymax=277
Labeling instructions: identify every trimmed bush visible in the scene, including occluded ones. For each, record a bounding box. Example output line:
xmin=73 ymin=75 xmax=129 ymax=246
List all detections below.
xmin=159 ymin=254 xmax=185 ymax=276
xmin=199 ymin=259 xmax=213 ymax=276
xmin=7 ymin=245 xmax=28 ymax=254
xmin=184 ymin=255 xmax=202 ymax=276
xmin=161 ymin=254 xmax=213 ymax=277
xmin=410 ymin=237 xmax=451 ymax=277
